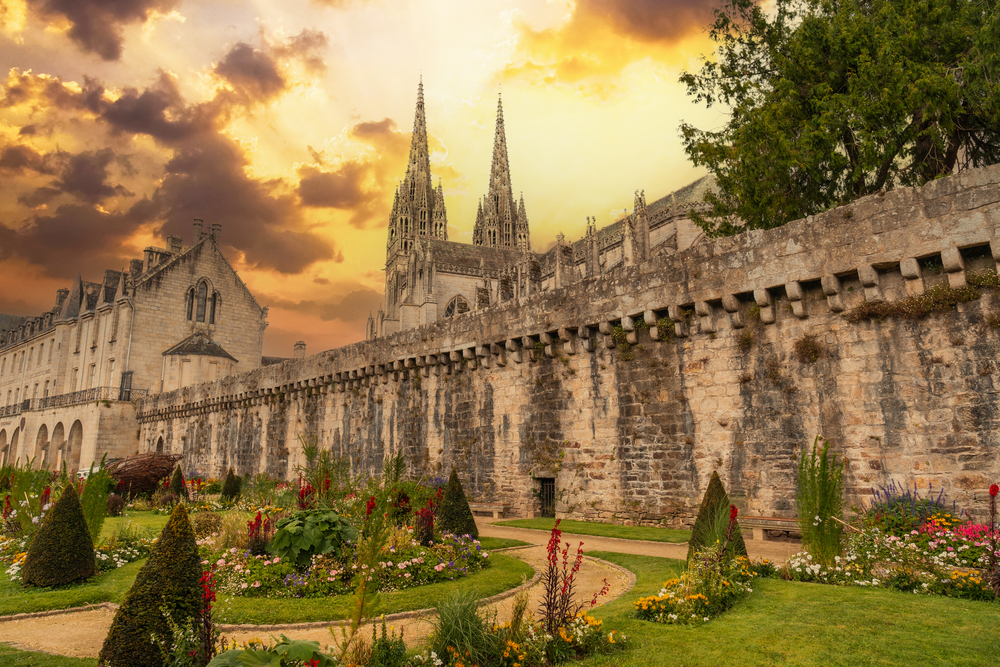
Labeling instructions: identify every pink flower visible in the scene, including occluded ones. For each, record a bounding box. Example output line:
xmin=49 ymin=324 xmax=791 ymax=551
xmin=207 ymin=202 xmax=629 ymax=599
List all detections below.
xmin=216 ymin=559 xmax=226 ymax=566
xmin=251 ymin=581 xmax=261 ymax=588
xmin=434 ymin=563 xmax=445 ymax=572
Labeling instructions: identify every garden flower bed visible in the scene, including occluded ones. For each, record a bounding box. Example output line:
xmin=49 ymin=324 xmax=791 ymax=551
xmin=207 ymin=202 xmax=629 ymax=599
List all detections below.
xmin=209 ymin=532 xmax=490 ymax=599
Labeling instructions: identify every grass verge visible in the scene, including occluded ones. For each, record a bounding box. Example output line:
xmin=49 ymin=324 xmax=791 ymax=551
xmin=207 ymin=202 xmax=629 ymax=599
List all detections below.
xmin=216 ymin=553 xmax=534 ymax=625
xmin=494 ymin=518 xmax=690 ymax=543
xmin=0 ymin=645 xmax=97 ymax=666
xmin=477 ymin=537 xmax=529 ymax=550
xmin=582 ymin=551 xmax=1000 ymax=666
xmin=0 ymin=560 xmax=142 ymax=617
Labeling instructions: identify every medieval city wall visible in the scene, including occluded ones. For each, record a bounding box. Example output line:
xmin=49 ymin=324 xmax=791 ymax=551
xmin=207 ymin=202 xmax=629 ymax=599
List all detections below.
xmin=136 ymin=164 xmax=1000 ymax=525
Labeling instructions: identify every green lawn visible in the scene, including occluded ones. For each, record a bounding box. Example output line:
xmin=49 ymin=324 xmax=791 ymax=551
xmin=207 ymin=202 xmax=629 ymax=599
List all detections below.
xmin=477 ymin=537 xmax=529 ymax=550
xmin=0 ymin=560 xmax=143 ymax=617
xmin=0 ymin=645 xmax=97 ymax=666
xmin=494 ymin=518 xmax=690 ymax=543
xmin=216 ymin=553 xmax=534 ymax=624
xmin=582 ymin=552 xmax=1000 ymax=666
xmin=99 ymin=511 xmax=170 ymax=542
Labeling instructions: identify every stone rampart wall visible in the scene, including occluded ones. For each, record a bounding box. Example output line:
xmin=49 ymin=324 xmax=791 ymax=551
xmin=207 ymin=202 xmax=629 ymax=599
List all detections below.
xmin=136 ymin=165 xmax=1000 ymax=525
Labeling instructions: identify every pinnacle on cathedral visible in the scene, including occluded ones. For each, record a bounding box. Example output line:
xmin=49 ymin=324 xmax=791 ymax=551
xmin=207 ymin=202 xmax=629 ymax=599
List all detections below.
xmin=386 ymin=79 xmax=447 ymax=255
xmin=473 ymin=94 xmax=530 ymax=251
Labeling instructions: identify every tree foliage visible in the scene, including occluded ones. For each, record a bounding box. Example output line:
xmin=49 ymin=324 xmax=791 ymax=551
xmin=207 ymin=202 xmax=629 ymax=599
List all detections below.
xmin=680 ymin=0 xmax=1000 ymax=235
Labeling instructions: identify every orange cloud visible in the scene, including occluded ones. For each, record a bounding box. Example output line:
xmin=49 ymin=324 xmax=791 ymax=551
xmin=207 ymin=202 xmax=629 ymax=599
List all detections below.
xmin=501 ymin=0 xmax=716 ymax=87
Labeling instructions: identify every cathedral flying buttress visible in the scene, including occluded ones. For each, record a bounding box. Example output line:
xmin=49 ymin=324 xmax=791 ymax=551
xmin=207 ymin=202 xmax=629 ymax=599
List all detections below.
xmin=367 ymin=82 xmax=716 ymax=341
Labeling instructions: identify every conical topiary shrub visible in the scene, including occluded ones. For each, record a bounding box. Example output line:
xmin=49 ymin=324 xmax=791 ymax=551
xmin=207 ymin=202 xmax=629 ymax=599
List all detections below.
xmin=168 ymin=465 xmax=188 ymax=500
xmin=98 ymin=504 xmax=202 ymax=667
xmin=686 ymin=470 xmax=748 ymax=562
xmin=22 ymin=484 xmax=96 ymax=588
xmin=438 ymin=469 xmax=478 ymax=539
xmin=220 ymin=467 xmax=240 ymax=501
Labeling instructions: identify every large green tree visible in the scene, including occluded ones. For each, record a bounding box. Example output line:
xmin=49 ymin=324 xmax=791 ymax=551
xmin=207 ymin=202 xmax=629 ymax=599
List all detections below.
xmin=680 ymin=0 xmax=1000 ymax=236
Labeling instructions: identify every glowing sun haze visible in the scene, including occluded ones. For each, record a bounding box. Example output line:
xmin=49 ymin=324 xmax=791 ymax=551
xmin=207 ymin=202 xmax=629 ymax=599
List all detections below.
xmin=0 ymin=0 xmax=719 ymax=357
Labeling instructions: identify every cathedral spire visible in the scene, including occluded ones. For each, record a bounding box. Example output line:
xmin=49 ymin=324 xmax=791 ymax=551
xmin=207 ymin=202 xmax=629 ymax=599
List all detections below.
xmin=406 ymin=79 xmax=430 ymax=182
xmin=479 ymin=93 xmax=522 ymax=248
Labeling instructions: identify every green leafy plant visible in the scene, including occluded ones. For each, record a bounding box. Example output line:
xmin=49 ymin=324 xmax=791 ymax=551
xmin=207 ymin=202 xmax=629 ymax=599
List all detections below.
xmin=686 ymin=471 xmax=747 ymax=563
xmin=208 ymin=636 xmax=337 ymax=667
xmin=438 ymin=469 xmax=478 ymax=539
xmin=80 ymin=457 xmax=113 ymax=542
xmin=797 ymin=436 xmax=845 ymax=567
xmin=21 ymin=483 xmax=96 ymax=588
xmin=268 ymin=510 xmax=358 ymax=568
xmin=793 ymin=335 xmax=823 ymax=363
xmin=99 ymin=504 xmax=203 ymax=667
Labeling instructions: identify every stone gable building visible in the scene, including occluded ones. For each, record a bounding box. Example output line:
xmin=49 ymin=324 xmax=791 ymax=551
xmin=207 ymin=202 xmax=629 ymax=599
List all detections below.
xmin=368 ymin=82 xmax=716 ymax=340
xmin=0 ymin=225 xmax=267 ymax=470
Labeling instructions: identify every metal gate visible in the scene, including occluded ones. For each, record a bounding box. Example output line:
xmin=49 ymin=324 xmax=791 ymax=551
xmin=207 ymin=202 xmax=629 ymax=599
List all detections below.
xmin=538 ymin=478 xmax=555 ymax=518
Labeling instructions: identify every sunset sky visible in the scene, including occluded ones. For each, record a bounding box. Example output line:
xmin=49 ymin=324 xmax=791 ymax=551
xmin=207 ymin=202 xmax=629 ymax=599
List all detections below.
xmin=0 ymin=0 xmax=723 ymax=356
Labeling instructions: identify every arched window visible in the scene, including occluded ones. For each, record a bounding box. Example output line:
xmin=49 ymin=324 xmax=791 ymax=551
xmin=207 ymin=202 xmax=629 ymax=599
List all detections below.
xmin=186 ymin=288 xmax=195 ymax=320
xmin=444 ymin=295 xmax=469 ymax=318
xmin=419 ymin=210 xmax=427 ymax=234
xmin=210 ymin=293 xmax=218 ymax=324
xmin=196 ymin=282 xmax=208 ymax=322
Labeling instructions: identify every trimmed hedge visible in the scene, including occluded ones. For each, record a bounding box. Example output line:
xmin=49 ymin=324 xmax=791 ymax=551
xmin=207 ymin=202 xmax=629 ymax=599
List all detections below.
xmin=687 ymin=470 xmax=748 ymax=562
xmin=168 ymin=466 xmax=188 ymax=500
xmin=98 ymin=504 xmax=202 ymax=667
xmin=220 ymin=467 xmax=240 ymax=501
xmin=438 ymin=469 xmax=478 ymax=539
xmin=22 ymin=484 xmax=96 ymax=588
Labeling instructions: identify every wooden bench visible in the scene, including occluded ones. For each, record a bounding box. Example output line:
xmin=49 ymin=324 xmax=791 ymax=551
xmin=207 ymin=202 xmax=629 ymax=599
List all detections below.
xmin=468 ymin=502 xmax=510 ymax=519
xmin=739 ymin=516 xmax=800 ymax=541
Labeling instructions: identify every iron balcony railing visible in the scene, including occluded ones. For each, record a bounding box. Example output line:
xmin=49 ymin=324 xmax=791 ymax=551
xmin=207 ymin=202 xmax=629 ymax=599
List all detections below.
xmin=0 ymin=386 xmax=148 ymax=417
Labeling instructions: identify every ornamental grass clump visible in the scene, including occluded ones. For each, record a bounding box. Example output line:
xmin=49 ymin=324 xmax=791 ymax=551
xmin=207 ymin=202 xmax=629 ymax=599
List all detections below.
xmin=686 ymin=471 xmax=747 ymax=563
xmin=99 ymin=503 xmax=202 ymax=667
xmin=438 ymin=469 xmax=478 ymax=539
xmin=79 ymin=458 xmax=114 ymax=542
xmin=21 ymin=484 xmax=96 ymax=588
xmin=796 ymin=436 xmax=844 ymax=567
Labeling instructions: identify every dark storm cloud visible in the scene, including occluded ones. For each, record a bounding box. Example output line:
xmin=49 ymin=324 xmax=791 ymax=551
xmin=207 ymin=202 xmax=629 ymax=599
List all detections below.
xmin=213 ymin=31 xmax=329 ymax=103
xmin=0 ymin=144 xmax=58 ymax=174
xmin=151 ymin=136 xmax=333 ymax=274
xmin=215 ymin=43 xmax=287 ymax=102
xmin=296 ymin=117 xmax=409 ymax=228
xmin=102 ymin=73 xmax=213 ymax=142
xmin=297 ymin=163 xmax=369 ymax=209
xmin=55 ymin=149 xmax=134 ymax=203
xmin=0 ymin=69 xmax=335 ymax=277
xmin=0 ymin=201 xmax=154 ymax=274
xmin=578 ymin=0 xmax=716 ymax=43
xmin=25 ymin=0 xmax=182 ymax=61
xmin=259 ymin=287 xmax=383 ymax=323
xmin=17 ymin=187 xmax=61 ymax=208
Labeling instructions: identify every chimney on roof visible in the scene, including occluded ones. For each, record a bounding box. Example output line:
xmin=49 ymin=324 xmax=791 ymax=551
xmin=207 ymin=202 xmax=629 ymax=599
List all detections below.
xmin=167 ymin=235 xmax=183 ymax=253
xmin=193 ymin=218 xmax=204 ymax=243
xmin=55 ymin=288 xmax=69 ymax=309
xmin=294 ymin=341 xmax=306 ymax=360
xmin=211 ymin=223 xmax=221 ymax=242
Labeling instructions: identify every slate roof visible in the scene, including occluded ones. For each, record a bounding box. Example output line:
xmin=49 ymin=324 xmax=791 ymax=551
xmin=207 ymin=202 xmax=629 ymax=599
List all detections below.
xmin=424 ymin=238 xmax=530 ymax=273
xmin=162 ymin=331 xmax=238 ymax=362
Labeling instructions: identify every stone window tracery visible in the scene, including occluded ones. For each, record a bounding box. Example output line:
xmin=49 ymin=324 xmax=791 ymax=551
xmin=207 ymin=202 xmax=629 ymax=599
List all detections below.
xmin=444 ymin=295 xmax=469 ymax=318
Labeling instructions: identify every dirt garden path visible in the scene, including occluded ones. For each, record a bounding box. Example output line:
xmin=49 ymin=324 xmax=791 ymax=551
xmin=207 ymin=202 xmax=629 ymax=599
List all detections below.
xmin=0 ymin=517 xmax=799 ymax=659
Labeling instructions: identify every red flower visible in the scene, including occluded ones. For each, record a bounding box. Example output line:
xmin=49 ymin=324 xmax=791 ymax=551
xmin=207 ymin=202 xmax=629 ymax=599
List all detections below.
xmin=990 ymin=483 xmax=999 ymax=497
xmin=729 ymin=504 xmax=738 ymax=520
xmin=366 ymin=495 xmax=376 ymax=517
